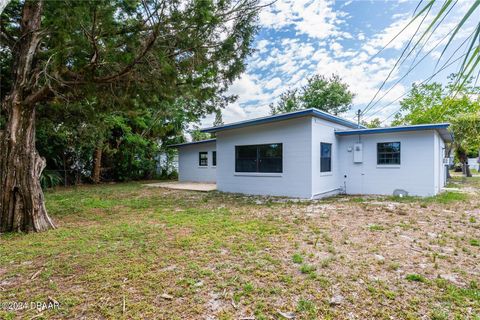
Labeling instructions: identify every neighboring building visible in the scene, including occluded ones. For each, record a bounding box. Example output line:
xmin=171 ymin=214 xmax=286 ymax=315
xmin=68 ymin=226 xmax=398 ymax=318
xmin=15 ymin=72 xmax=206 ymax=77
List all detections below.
xmin=155 ymin=152 xmax=178 ymax=176
xmin=170 ymin=108 xmax=453 ymax=198
xmin=468 ymin=157 xmax=480 ymax=171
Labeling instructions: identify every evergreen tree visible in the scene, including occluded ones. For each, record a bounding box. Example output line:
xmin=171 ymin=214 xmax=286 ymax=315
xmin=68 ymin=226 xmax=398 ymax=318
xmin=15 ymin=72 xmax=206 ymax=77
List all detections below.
xmin=213 ymin=110 xmax=224 ymax=127
xmin=0 ymin=0 xmax=261 ymax=232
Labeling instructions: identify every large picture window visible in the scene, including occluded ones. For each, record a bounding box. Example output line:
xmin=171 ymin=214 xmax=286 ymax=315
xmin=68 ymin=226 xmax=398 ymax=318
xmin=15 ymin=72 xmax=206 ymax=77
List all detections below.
xmin=377 ymin=142 xmax=401 ymax=165
xmin=320 ymin=143 xmax=332 ymax=172
xmin=199 ymin=152 xmax=208 ymax=166
xmin=235 ymin=143 xmax=282 ymax=173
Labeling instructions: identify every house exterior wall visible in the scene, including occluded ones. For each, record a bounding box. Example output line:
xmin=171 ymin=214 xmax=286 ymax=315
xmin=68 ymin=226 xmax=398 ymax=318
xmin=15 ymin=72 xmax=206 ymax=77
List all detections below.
xmin=337 ymin=130 xmax=438 ymax=197
xmin=310 ymin=118 xmax=352 ymax=198
xmin=433 ymin=131 xmax=447 ymax=193
xmin=440 ymin=134 xmax=447 ymax=188
xmin=216 ymin=117 xmax=312 ymax=198
xmin=177 ymin=142 xmax=216 ymax=183
xmin=434 ymin=131 xmax=440 ymax=193
xmin=176 ymin=116 xmax=449 ymax=198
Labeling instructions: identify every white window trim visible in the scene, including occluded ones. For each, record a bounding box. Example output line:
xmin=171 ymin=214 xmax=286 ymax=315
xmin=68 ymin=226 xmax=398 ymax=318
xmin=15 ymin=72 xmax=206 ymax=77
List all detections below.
xmin=320 ymin=142 xmax=332 ymax=173
xmin=234 ymin=172 xmax=282 ymax=177
xmin=377 ymin=142 xmax=401 ymax=166
xmin=199 ymin=151 xmax=208 ymax=167
xmin=376 ymin=165 xmax=401 ymax=169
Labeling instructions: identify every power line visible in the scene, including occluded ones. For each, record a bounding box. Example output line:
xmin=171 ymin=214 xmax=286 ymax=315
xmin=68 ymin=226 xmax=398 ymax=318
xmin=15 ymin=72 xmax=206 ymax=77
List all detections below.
xmin=363 ymin=29 xmax=475 ymax=121
xmin=405 ymin=1 xmax=458 ymax=71
xmin=362 ymin=1 xmax=464 ymax=118
xmin=362 ymin=25 xmax=456 ymax=119
xmin=377 ymin=53 xmax=468 ymax=125
xmin=366 ymin=0 xmax=435 ymax=63
xmin=360 ymin=4 xmax=433 ymax=117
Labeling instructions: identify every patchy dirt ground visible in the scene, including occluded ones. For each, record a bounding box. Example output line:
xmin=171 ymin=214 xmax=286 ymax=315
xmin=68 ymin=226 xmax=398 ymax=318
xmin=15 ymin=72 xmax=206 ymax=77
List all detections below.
xmin=0 ymin=175 xmax=479 ymax=319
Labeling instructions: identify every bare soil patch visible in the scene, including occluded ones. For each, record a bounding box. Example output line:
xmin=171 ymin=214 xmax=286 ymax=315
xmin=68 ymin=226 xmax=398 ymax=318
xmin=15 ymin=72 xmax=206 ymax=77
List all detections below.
xmin=0 ymin=177 xmax=478 ymax=319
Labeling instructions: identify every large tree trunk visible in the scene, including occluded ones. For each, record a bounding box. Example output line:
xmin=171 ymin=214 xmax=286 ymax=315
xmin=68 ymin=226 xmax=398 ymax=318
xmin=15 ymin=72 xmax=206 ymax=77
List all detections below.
xmin=457 ymin=151 xmax=472 ymax=178
xmin=91 ymin=145 xmax=103 ymax=184
xmin=464 ymin=161 xmax=472 ymax=177
xmin=0 ymin=103 xmax=55 ymax=232
xmin=0 ymin=0 xmax=55 ymax=233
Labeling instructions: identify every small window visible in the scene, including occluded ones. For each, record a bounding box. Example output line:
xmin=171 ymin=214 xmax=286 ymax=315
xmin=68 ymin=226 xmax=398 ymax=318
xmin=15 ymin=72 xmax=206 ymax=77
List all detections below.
xmin=377 ymin=142 xmax=400 ymax=165
xmin=235 ymin=143 xmax=282 ymax=173
xmin=212 ymin=151 xmax=217 ymax=166
xmin=199 ymin=152 xmax=208 ymax=166
xmin=320 ymin=143 xmax=332 ymax=172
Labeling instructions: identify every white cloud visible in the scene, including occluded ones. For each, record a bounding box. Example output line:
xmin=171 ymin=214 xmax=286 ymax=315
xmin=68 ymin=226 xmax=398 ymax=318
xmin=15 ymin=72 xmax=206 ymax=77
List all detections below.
xmin=227 ymin=74 xmax=265 ymax=103
xmin=223 ymin=102 xmax=248 ymax=122
xmin=201 ymin=102 xmax=249 ymax=128
xmin=330 ymin=42 xmax=343 ymax=56
xmin=200 ymin=0 xmax=478 ymax=127
xmin=259 ymin=0 xmax=350 ymax=40
xmin=256 ymin=39 xmax=270 ymax=53
xmin=430 ymin=50 xmax=441 ymax=60
xmin=265 ymin=77 xmax=282 ymax=90
xmin=362 ymin=2 xmax=475 ymax=59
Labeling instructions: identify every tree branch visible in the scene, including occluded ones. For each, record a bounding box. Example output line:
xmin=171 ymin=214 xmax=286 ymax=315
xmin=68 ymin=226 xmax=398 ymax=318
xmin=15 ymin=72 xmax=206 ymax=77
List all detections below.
xmin=24 ymin=85 xmax=51 ymax=106
xmin=0 ymin=24 xmax=16 ymax=49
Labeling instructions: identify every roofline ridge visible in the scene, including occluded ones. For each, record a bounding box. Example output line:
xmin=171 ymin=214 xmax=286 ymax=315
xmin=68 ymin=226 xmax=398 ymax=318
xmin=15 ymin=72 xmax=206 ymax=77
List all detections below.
xmin=201 ymin=108 xmax=364 ymax=133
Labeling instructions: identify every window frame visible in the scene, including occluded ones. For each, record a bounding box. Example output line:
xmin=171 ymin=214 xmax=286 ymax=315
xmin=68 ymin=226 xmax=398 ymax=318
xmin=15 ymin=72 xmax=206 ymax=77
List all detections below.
xmin=320 ymin=142 xmax=332 ymax=173
xmin=235 ymin=143 xmax=283 ymax=173
xmin=212 ymin=151 xmax=217 ymax=167
xmin=198 ymin=151 xmax=208 ymax=167
xmin=377 ymin=142 xmax=401 ymax=165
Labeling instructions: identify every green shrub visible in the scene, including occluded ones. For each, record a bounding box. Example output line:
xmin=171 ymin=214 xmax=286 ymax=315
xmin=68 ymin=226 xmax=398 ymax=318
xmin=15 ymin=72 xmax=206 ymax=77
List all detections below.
xmin=406 ymin=274 xmax=426 ymax=283
xmin=300 ymin=264 xmax=316 ymax=274
xmin=470 ymin=239 xmax=479 ymax=247
xmin=292 ymin=253 xmax=304 ymax=264
xmin=40 ymin=171 xmax=62 ymax=189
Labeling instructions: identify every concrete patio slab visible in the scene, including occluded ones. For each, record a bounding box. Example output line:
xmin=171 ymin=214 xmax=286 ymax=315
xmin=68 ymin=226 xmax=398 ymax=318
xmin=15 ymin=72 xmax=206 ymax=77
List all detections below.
xmin=143 ymin=181 xmax=216 ymax=192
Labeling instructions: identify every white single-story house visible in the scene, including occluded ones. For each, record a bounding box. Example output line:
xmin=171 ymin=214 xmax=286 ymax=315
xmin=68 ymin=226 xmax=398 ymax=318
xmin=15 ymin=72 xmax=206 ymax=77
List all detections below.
xmin=171 ymin=108 xmax=453 ymax=198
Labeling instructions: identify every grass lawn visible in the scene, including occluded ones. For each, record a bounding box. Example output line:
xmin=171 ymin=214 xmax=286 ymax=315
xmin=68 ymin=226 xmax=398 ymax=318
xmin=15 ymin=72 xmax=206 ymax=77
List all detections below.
xmin=1 ymin=175 xmax=479 ymax=319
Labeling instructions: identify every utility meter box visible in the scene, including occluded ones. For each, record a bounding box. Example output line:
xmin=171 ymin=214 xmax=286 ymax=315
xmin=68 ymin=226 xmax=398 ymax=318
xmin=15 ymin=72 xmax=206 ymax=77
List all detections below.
xmin=353 ymin=143 xmax=363 ymax=163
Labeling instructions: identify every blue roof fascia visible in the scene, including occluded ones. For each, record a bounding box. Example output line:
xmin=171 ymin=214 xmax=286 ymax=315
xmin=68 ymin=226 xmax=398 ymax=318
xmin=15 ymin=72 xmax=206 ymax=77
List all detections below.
xmin=335 ymin=123 xmax=450 ymax=136
xmin=201 ymin=108 xmax=364 ymax=133
xmin=168 ymin=138 xmax=216 ymax=148
xmin=335 ymin=123 xmax=453 ymax=142
xmin=311 ymin=109 xmax=366 ymax=129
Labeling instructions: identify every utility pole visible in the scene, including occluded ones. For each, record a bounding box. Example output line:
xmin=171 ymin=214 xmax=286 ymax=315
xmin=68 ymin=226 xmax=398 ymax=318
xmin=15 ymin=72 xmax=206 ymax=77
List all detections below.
xmin=356 ymin=109 xmax=362 ymax=128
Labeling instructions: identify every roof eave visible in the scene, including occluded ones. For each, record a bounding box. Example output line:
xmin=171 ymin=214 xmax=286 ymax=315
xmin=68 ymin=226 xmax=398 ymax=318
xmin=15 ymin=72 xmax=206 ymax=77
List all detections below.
xmin=335 ymin=123 xmax=453 ymax=142
xmin=168 ymin=138 xmax=216 ymax=148
xmin=201 ymin=108 xmax=363 ymax=133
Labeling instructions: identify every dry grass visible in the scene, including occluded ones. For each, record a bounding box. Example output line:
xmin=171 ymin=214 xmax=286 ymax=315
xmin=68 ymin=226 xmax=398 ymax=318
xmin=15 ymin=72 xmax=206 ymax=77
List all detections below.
xmin=0 ymin=175 xmax=479 ymax=319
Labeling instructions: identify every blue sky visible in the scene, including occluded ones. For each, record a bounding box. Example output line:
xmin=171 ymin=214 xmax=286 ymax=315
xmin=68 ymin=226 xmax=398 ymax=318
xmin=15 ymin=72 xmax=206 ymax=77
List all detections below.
xmin=202 ymin=0 xmax=476 ymax=127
